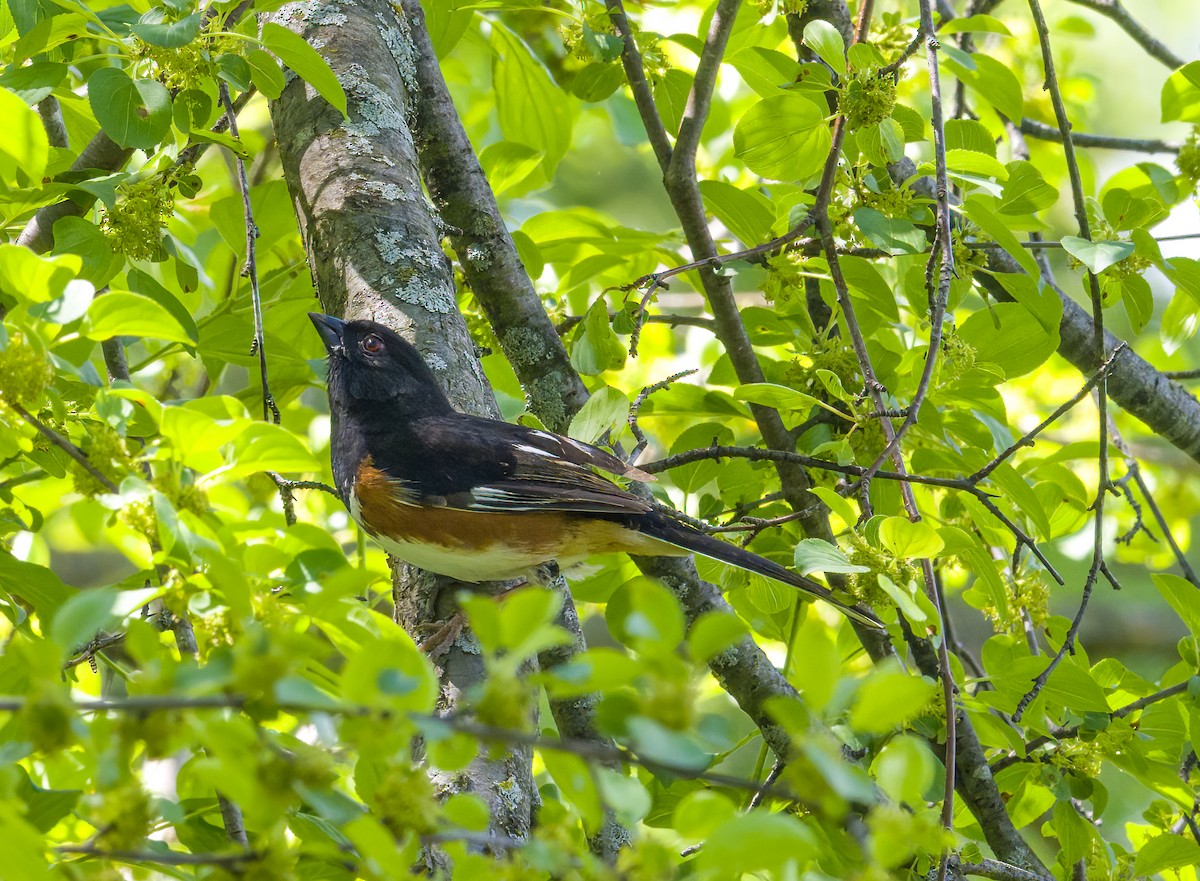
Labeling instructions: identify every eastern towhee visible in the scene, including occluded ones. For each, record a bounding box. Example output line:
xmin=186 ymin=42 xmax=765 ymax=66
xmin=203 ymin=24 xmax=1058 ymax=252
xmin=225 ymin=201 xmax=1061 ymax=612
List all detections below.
xmin=310 ymin=313 xmax=882 ymax=629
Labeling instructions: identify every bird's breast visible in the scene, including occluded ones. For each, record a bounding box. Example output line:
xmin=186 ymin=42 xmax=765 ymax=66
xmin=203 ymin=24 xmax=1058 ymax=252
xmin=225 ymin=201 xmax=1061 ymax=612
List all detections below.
xmin=348 ymin=461 xmax=677 ymax=581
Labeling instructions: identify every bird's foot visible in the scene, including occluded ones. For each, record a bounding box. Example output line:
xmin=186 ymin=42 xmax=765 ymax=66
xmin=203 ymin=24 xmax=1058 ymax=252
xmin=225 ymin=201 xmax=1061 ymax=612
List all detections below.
xmin=531 ymin=560 xmax=561 ymax=586
xmin=418 ymin=611 xmax=467 ymax=660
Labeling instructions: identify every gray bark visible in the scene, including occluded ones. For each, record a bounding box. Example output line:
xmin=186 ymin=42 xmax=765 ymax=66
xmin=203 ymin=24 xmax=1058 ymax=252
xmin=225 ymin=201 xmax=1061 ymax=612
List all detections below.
xmin=267 ymin=0 xmax=534 ymax=848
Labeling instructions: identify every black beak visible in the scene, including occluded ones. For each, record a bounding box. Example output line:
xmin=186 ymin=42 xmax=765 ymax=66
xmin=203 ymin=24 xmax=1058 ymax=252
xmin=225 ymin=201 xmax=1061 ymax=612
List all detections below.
xmin=308 ymin=312 xmax=346 ymax=355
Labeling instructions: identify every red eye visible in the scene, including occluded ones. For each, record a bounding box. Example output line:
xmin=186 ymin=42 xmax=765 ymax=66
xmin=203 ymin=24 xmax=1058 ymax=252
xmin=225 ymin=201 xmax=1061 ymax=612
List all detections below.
xmin=361 ymin=334 xmax=384 ymax=355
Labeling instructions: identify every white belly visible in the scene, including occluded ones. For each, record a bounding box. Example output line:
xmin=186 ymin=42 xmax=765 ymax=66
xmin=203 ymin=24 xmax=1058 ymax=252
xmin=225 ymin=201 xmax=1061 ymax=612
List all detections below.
xmin=370 ymin=528 xmax=573 ymax=583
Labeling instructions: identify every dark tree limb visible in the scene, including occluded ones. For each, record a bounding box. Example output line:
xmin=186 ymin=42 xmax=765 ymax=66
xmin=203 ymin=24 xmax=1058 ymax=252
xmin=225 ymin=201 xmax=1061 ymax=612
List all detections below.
xmin=1018 ymin=118 xmax=1181 ymax=153
xmin=397 ymin=0 xmax=589 ymax=434
xmin=892 ymin=156 xmax=1200 ymax=466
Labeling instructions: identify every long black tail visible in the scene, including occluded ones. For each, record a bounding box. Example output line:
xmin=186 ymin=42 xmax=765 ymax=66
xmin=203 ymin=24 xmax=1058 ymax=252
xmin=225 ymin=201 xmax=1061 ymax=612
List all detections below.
xmin=641 ymin=510 xmax=885 ymax=630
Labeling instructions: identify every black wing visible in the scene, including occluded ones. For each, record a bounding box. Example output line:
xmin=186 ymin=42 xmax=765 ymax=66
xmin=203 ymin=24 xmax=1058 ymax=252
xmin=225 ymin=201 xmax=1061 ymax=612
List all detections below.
xmin=381 ymin=414 xmax=653 ymax=517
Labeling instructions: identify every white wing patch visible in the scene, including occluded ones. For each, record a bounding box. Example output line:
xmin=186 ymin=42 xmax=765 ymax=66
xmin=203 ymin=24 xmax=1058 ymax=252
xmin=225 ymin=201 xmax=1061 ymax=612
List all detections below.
xmin=514 ymin=443 xmax=558 ymax=458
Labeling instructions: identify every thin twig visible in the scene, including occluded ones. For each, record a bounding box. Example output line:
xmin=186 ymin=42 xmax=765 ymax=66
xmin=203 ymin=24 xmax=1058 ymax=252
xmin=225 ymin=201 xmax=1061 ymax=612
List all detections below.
xmin=1065 ymin=0 xmax=1185 ymax=69
xmin=994 ymin=680 xmax=1191 ymax=772
xmin=10 ymin=404 xmax=120 ymax=494
xmin=627 ymin=369 xmax=698 ymax=463
xmin=56 ymin=846 xmax=257 ymax=867
xmin=219 ymin=84 xmax=277 ymax=427
xmin=858 ymin=0 xmax=956 ymax=491
xmin=1018 ymin=118 xmax=1180 ymax=153
xmin=1106 ymin=418 xmax=1199 ymax=586
xmin=970 ymin=344 xmax=1126 ymax=483
xmin=0 ymin=693 xmax=809 ymax=805
xmin=643 ymin=444 xmax=1063 ymax=581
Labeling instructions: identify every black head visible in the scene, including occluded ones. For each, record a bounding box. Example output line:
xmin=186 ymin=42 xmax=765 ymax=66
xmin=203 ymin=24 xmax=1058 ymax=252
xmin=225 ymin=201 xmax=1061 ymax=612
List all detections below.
xmin=308 ymin=313 xmax=453 ymax=415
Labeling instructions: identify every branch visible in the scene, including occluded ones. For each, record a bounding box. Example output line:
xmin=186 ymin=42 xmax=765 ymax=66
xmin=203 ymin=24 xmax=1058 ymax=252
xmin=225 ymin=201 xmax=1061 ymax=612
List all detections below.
xmin=956 ymin=857 xmax=1046 ymax=881
xmin=670 ymin=0 xmax=740 ymax=170
xmin=1107 ymin=418 xmax=1200 ymax=587
xmin=269 ymin=0 xmax=538 ymax=844
xmin=1065 ymin=0 xmax=1185 ymax=69
xmin=10 ymin=403 xmax=120 ymax=494
xmin=970 ymin=345 xmax=1125 ymax=483
xmin=608 ymin=0 xmax=674 ymax=169
xmin=858 ymin=0 xmax=955 ymax=485
xmin=627 ymin=369 xmax=698 ymax=463
xmin=643 ymin=444 xmax=1062 ymax=581
xmin=993 ymin=681 xmax=1191 ymax=772
xmin=1018 ymin=118 xmax=1181 ymax=153
xmin=57 ymin=846 xmax=256 ymax=867
xmin=399 ymin=0 xmax=589 ymax=433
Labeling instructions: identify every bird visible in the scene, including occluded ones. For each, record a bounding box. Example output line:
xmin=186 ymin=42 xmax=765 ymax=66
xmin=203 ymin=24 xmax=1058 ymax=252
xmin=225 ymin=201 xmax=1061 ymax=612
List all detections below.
xmin=309 ymin=312 xmax=883 ymax=630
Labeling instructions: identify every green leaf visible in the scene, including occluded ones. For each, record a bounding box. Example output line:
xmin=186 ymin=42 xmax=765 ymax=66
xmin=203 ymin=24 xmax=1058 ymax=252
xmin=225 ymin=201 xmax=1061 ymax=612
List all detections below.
xmin=793 ymin=539 xmax=869 ymax=576
xmin=1133 ymin=834 xmax=1200 ymax=876
xmin=125 ymin=269 xmax=201 ymax=347
xmin=852 ymin=207 xmax=927 ymax=255
xmin=491 ymin=23 xmax=572 ymax=173
xmin=857 ymin=119 xmax=904 ymax=166
xmin=0 ymin=245 xmax=81 ymax=303
xmin=568 ymin=384 xmax=628 ymax=445
xmin=944 ymin=52 xmax=1024 ymax=123
xmin=1164 ymin=256 xmax=1200 ymax=306
xmin=0 ymin=61 xmax=67 ymax=105
xmin=1102 ymin=188 xmax=1168 ymax=231
xmin=802 ymin=20 xmax=845 ymax=71
xmin=728 ymin=46 xmax=801 ymax=98
xmin=50 ymin=585 xmax=161 ymax=649
xmin=542 ymin=751 xmax=602 ymax=833
xmin=1060 ymin=236 xmax=1135 ymax=274
xmin=939 ymin=14 xmax=1013 ymax=36
xmin=49 ymin=217 xmax=121 ymax=288
xmin=570 ymin=297 xmax=625 ymax=375
xmin=83 ymin=291 xmax=194 ymax=344
xmin=0 ymin=85 xmax=48 ymax=188
xmin=734 ymin=382 xmax=821 ymax=411
xmin=0 ymin=553 xmax=73 ymax=618
xmin=877 ymin=574 xmax=928 ymax=625
xmin=962 ymin=195 xmax=1039 ymax=276
xmin=626 ymin=717 xmax=710 ymax=771
xmin=945 ymin=148 xmax=1009 ymax=181
xmin=944 ymin=119 xmax=997 ymax=156
xmin=850 ymin=666 xmax=937 ymax=733
xmin=261 ymin=21 xmax=348 ymax=118
xmin=246 ymin=48 xmax=286 ymax=99
xmin=16 ymin=768 xmax=80 ymax=833
xmin=606 ymin=578 xmax=685 ymax=653
xmin=1161 ymin=61 xmax=1200 ymax=123
xmin=999 ymin=160 xmax=1059 ymax=214
xmin=871 ymin=735 xmax=937 ymax=804
xmin=987 ymin=463 xmax=1052 ymax=539
xmin=700 ymin=180 xmax=774 ymax=246
xmin=698 ymin=812 xmax=817 ymax=876
xmin=215 ymin=423 xmax=321 ymax=481
xmin=1120 ymin=274 xmax=1154 ymax=334
xmin=479 ymin=140 xmax=545 ymax=197
xmin=734 ymin=93 xmax=831 ymax=182
xmin=12 ymin=14 xmax=88 ymax=64
xmin=687 ymin=611 xmax=748 ymax=663
xmin=570 ymin=62 xmax=624 ymax=102
xmin=1153 ymin=573 xmax=1200 ymax=634
xmin=960 ymin=302 xmax=1056 ymax=378
xmin=87 ymin=68 xmax=172 ymax=151
xmin=879 ymin=517 xmax=944 ymax=558
xmin=131 ymin=10 xmax=201 ymax=48
xmin=1160 ymin=288 xmax=1198 ymax=354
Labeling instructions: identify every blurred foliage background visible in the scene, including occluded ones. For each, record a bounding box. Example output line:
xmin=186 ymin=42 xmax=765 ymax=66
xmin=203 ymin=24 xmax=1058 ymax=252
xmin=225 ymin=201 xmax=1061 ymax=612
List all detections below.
xmin=0 ymin=0 xmax=1199 ymax=878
